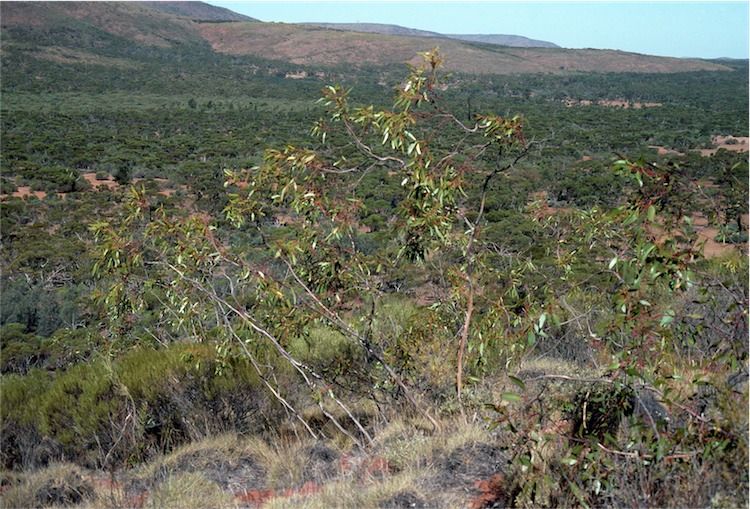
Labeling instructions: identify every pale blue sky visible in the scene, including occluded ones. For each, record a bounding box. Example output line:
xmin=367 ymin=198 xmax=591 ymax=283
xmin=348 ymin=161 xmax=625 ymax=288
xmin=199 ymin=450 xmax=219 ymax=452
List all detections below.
xmin=206 ymin=1 xmax=749 ymax=59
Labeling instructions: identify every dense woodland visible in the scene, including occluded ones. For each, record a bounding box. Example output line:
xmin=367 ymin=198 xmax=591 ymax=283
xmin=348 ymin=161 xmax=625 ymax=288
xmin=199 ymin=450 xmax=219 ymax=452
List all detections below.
xmin=0 ymin=9 xmax=748 ymax=509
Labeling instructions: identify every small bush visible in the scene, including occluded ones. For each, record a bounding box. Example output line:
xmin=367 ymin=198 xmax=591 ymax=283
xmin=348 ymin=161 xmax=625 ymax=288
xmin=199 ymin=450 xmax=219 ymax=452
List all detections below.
xmin=571 ymin=381 xmax=634 ymax=441
xmin=0 ymin=178 xmax=18 ymax=195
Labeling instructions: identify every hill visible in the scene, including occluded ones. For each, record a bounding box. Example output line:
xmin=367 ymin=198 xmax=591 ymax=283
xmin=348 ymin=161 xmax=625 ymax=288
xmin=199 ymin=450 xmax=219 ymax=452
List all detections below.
xmin=0 ymin=2 xmax=733 ymax=74
xmin=0 ymin=1 xmax=200 ymax=49
xmin=301 ymin=22 xmax=560 ymax=48
xmin=193 ymin=21 xmax=731 ymax=73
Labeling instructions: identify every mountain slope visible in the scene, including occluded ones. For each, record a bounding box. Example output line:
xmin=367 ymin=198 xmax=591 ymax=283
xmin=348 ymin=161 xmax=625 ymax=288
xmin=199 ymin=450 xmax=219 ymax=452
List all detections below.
xmin=0 ymin=2 xmax=733 ymax=75
xmin=0 ymin=1 xmax=200 ymax=49
xmin=195 ymin=21 xmax=731 ymax=74
xmin=142 ymin=1 xmax=256 ymax=22
xmin=302 ymin=22 xmax=559 ymax=48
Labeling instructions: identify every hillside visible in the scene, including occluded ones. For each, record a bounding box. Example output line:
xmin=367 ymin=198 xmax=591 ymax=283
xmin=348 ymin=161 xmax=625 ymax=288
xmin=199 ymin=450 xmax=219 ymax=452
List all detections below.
xmin=302 ymin=22 xmax=560 ymax=48
xmin=142 ymin=1 xmax=256 ymax=22
xmin=0 ymin=1 xmax=199 ymax=48
xmin=0 ymin=1 xmax=732 ymax=74
xmin=193 ymin=21 xmax=732 ymax=73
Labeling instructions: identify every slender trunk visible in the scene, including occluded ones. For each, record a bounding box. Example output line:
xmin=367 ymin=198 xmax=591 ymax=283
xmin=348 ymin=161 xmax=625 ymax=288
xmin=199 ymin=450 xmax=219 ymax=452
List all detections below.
xmin=456 ymin=276 xmax=474 ymax=413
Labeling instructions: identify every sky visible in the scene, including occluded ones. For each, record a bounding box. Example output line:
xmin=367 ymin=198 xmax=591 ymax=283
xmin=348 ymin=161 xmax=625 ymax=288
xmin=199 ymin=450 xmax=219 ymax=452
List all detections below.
xmin=206 ymin=1 xmax=749 ymax=59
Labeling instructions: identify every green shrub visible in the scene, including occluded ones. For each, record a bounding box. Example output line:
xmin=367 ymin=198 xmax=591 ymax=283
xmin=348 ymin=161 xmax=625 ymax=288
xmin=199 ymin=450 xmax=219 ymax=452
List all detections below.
xmin=0 ymin=343 xmax=275 ymax=470
xmin=0 ymin=178 xmax=18 ymax=195
xmin=0 ymin=324 xmax=42 ymax=374
xmin=1 ymin=325 xmax=101 ymax=374
xmin=289 ymin=326 xmax=360 ymax=381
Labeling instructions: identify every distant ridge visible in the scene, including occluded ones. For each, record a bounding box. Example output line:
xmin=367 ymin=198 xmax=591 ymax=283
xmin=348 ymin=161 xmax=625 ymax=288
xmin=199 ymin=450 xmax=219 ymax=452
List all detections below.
xmin=303 ymin=22 xmax=559 ymax=48
xmin=445 ymin=33 xmax=559 ymax=49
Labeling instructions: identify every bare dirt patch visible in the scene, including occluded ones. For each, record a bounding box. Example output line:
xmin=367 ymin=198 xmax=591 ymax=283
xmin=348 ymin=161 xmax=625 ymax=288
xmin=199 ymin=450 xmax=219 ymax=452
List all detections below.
xmin=699 ymin=227 xmax=735 ymax=258
xmin=564 ymin=99 xmax=662 ymax=109
xmin=646 ymin=212 xmax=742 ymax=259
xmin=527 ymin=191 xmax=573 ymax=218
xmin=9 ymin=186 xmax=47 ymax=200
xmin=650 ymin=145 xmax=684 ymax=157
xmin=699 ymin=135 xmax=749 ymax=156
xmin=82 ymin=173 xmax=119 ymax=190
xmin=131 ymin=177 xmax=177 ymax=196
xmin=712 ymin=135 xmax=749 ymax=151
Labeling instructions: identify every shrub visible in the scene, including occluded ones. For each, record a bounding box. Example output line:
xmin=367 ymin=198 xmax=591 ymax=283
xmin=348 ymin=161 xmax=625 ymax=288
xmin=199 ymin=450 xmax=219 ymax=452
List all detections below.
xmin=0 ymin=178 xmax=18 ymax=195
xmin=1 ymin=325 xmax=101 ymax=374
xmin=0 ymin=343 xmax=276 ymax=470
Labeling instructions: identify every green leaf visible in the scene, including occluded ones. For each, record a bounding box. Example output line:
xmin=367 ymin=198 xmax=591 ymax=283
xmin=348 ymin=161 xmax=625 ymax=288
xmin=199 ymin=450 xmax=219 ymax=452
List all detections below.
xmin=567 ymin=480 xmax=591 ymax=509
xmin=508 ymin=375 xmax=526 ymax=390
xmin=660 ymin=309 xmax=675 ymax=327
xmin=647 ymin=205 xmax=656 ymax=222
xmin=501 ymin=392 xmax=522 ymax=403
xmin=625 ymin=366 xmax=640 ymax=377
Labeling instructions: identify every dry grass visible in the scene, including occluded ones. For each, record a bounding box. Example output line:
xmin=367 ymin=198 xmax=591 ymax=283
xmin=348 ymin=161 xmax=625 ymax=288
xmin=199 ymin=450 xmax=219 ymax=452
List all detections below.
xmin=136 ymin=433 xmax=269 ymax=493
xmin=0 ymin=463 xmax=95 ymax=509
xmin=373 ymin=416 xmax=486 ymax=472
xmin=146 ymin=473 xmax=236 ymax=509
xmin=263 ymin=471 xmax=424 ymax=509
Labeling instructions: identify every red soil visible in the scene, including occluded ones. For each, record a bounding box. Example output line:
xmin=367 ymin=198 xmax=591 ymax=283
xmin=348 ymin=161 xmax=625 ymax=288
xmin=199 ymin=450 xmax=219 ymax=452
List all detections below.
xmin=649 ymin=145 xmax=684 ymax=157
xmin=10 ymin=186 xmax=47 ymax=199
xmin=82 ymin=172 xmax=119 ymax=190
xmin=698 ymin=135 xmax=749 ymax=156
xmin=362 ymin=456 xmax=390 ymax=478
xmin=470 ymin=473 xmax=505 ymax=509
xmin=564 ymin=99 xmax=662 ymax=109
xmin=234 ymin=481 xmax=322 ymax=507
xmin=528 ymin=191 xmax=572 ymax=218
xmin=645 ymin=212 xmax=741 ymax=259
